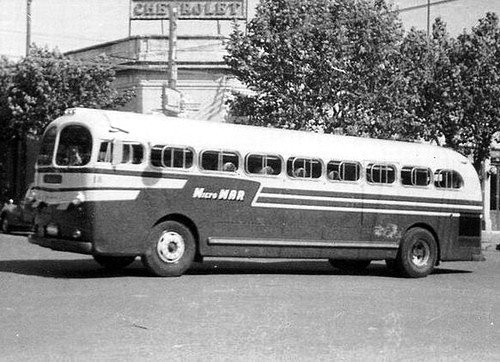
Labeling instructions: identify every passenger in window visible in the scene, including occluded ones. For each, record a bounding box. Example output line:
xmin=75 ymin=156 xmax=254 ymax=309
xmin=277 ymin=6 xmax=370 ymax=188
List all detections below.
xmin=328 ymin=170 xmax=341 ymax=181
xmin=69 ymin=146 xmax=83 ymax=166
xmin=293 ymin=167 xmax=305 ymax=177
xmin=259 ymin=166 xmax=274 ymax=175
xmin=223 ymin=162 xmax=236 ymax=172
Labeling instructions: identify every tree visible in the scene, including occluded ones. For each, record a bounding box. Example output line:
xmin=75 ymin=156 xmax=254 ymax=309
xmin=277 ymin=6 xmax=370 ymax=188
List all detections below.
xmin=0 ymin=45 xmax=135 ymax=200
xmin=0 ymin=56 xmax=14 ymax=200
xmin=403 ymin=14 xmax=500 ymax=172
xmin=225 ymin=0 xmax=416 ymax=139
xmin=6 ymin=45 xmax=134 ymax=139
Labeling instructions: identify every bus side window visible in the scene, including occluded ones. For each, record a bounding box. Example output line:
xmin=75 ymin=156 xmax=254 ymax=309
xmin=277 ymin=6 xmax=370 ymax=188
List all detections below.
xmin=287 ymin=157 xmax=322 ymax=179
xmin=434 ymin=169 xmax=463 ymax=189
xmin=201 ymin=150 xmax=239 ymax=172
xmin=366 ymin=163 xmax=396 ymax=184
xmin=327 ymin=161 xmax=361 ymax=182
xmin=121 ymin=144 xmax=144 ymax=164
xmin=401 ymin=166 xmax=432 ymax=186
xmin=98 ymin=141 xmax=113 ymax=163
xmin=163 ymin=147 xmax=193 ymax=169
xmin=246 ymin=154 xmax=282 ymax=175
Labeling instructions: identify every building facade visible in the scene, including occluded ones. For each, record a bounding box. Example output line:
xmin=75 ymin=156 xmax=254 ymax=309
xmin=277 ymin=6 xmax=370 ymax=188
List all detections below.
xmin=66 ymin=35 xmax=244 ymax=122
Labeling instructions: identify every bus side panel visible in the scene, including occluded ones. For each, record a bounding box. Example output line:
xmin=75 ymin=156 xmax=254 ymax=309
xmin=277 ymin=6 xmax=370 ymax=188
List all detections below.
xmin=440 ymin=213 xmax=482 ymax=261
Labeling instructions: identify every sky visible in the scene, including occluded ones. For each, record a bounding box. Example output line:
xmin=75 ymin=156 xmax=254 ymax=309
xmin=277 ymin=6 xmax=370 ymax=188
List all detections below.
xmin=1 ymin=0 xmax=500 ymax=60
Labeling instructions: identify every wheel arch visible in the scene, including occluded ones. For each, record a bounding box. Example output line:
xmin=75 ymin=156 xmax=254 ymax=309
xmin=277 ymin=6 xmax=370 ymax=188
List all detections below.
xmin=153 ymin=213 xmax=201 ymax=261
xmin=404 ymin=222 xmax=441 ymax=264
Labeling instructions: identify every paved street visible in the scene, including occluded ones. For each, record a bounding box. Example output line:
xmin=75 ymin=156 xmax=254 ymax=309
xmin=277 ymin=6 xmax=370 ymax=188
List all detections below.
xmin=0 ymin=233 xmax=499 ymax=361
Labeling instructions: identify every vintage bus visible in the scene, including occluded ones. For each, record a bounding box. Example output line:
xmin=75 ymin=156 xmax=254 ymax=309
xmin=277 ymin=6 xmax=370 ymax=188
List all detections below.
xmin=29 ymin=108 xmax=483 ymax=278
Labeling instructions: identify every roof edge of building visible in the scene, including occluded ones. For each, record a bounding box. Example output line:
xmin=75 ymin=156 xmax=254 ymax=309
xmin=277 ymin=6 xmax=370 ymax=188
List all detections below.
xmin=65 ymin=34 xmax=226 ymax=56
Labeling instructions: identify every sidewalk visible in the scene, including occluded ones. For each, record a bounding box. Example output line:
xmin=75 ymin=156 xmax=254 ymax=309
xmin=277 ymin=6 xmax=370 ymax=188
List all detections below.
xmin=481 ymin=230 xmax=500 ymax=250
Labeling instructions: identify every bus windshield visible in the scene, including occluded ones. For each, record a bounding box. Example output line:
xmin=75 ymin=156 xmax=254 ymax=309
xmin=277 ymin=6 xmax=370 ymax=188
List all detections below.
xmin=55 ymin=125 xmax=92 ymax=166
xmin=37 ymin=127 xmax=57 ymax=166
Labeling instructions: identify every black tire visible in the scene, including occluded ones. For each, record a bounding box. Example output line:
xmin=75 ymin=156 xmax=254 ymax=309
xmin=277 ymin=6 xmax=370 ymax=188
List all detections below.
xmin=396 ymin=228 xmax=437 ymax=278
xmin=93 ymin=255 xmax=136 ymax=270
xmin=142 ymin=220 xmax=196 ymax=277
xmin=329 ymin=259 xmax=371 ymax=272
xmin=1 ymin=216 xmax=10 ymax=234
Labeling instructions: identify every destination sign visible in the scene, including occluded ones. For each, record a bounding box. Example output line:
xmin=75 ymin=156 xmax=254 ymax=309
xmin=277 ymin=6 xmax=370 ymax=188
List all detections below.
xmin=130 ymin=0 xmax=247 ymax=20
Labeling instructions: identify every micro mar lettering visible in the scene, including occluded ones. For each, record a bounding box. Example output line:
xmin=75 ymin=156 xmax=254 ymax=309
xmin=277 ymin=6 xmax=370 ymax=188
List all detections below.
xmin=192 ymin=187 xmax=245 ymax=201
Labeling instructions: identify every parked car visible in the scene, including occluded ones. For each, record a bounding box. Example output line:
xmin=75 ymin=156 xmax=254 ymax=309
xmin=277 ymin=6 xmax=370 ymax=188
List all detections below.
xmin=1 ymin=186 xmax=36 ymax=233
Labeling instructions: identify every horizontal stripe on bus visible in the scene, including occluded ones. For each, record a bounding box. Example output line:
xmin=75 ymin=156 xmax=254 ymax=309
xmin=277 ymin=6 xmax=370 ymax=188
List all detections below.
xmin=254 ymin=202 xmax=461 ymax=217
xmin=208 ymin=237 xmax=398 ymax=249
xmin=34 ymin=178 xmax=187 ymax=193
xmin=260 ymin=187 xmax=482 ymax=207
xmin=37 ymin=167 xmax=189 ymax=180
xmin=34 ymin=189 xmax=141 ymax=206
xmin=257 ymin=193 xmax=483 ymax=212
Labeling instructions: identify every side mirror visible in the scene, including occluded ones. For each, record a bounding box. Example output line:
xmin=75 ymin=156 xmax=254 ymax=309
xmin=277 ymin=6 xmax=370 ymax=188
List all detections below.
xmin=111 ymin=140 xmax=123 ymax=166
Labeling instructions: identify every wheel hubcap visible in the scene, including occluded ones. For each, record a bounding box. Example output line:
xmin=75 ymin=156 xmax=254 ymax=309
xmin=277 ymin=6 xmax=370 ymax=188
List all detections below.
xmin=157 ymin=231 xmax=185 ymax=263
xmin=411 ymin=240 xmax=430 ymax=267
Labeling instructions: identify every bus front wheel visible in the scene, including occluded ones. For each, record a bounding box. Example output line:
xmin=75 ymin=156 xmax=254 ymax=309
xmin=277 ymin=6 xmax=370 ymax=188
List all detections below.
xmin=142 ymin=220 xmax=196 ymax=277
xmin=396 ymin=228 xmax=437 ymax=278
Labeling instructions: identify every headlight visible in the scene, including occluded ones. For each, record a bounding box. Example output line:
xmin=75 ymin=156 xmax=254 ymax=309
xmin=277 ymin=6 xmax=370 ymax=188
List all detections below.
xmin=71 ymin=191 xmax=86 ymax=206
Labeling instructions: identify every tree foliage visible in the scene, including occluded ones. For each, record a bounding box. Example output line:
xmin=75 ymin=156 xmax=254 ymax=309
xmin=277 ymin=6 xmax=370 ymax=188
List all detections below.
xmin=402 ymin=14 xmax=500 ymax=171
xmin=0 ymin=45 xmax=135 ymax=200
xmin=226 ymin=0 xmax=500 ymax=173
xmin=225 ymin=0 xmax=416 ymax=138
xmin=4 ymin=45 xmax=134 ymax=139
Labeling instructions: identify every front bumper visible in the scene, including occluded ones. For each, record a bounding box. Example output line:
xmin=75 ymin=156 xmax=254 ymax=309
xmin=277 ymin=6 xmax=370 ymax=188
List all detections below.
xmin=28 ymin=233 xmax=93 ymax=255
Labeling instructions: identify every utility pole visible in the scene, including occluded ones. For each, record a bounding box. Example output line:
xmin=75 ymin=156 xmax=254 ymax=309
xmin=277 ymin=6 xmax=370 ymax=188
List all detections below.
xmin=426 ymin=0 xmax=431 ymax=37
xmin=26 ymin=0 xmax=32 ymax=55
xmin=168 ymin=5 xmax=178 ymax=89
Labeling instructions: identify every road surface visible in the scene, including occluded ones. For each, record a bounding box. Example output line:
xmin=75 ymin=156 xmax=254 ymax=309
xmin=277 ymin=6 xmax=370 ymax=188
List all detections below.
xmin=0 ymin=233 xmax=499 ymax=360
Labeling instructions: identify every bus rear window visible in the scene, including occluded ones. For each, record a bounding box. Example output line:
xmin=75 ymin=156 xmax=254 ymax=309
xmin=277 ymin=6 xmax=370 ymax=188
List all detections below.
xmin=55 ymin=125 xmax=92 ymax=166
xmin=37 ymin=126 xmax=57 ymax=166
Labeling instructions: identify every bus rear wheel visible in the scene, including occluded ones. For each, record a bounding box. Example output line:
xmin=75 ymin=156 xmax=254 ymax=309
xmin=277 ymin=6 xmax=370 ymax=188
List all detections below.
xmin=93 ymin=255 xmax=136 ymax=270
xmin=329 ymin=259 xmax=371 ymax=273
xmin=396 ymin=227 xmax=437 ymax=278
xmin=142 ymin=220 xmax=195 ymax=277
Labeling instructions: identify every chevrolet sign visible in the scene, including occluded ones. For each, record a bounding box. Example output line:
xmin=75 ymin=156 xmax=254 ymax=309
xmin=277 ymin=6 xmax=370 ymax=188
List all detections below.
xmin=130 ymin=0 xmax=247 ymax=20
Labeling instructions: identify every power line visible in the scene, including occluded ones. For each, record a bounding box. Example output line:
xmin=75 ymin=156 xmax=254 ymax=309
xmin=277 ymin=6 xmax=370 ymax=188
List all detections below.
xmin=395 ymin=0 xmax=458 ymax=14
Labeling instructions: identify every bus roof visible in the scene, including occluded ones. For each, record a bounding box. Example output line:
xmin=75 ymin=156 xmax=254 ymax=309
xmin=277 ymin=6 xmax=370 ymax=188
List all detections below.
xmin=55 ymin=107 xmax=469 ymax=168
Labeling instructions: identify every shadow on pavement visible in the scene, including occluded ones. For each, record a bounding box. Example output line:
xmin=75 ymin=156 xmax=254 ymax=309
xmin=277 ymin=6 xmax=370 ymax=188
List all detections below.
xmin=0 ymin=258 xmax=472 ymax=279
